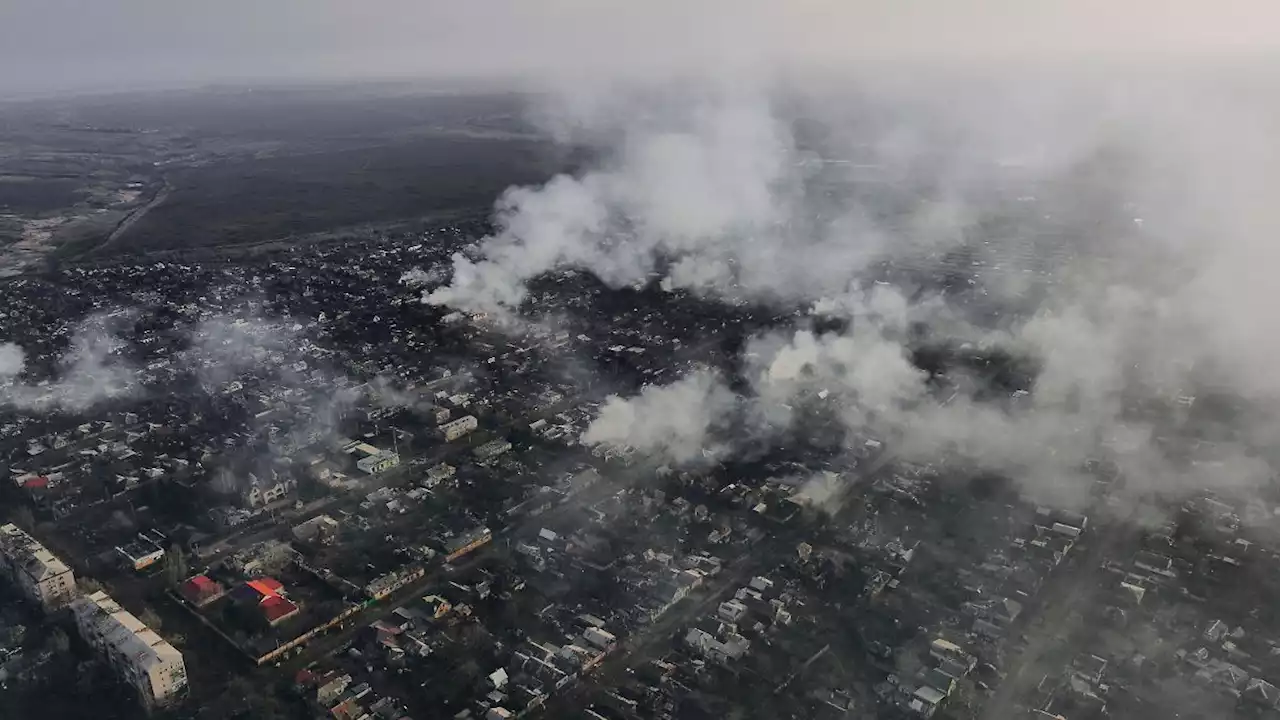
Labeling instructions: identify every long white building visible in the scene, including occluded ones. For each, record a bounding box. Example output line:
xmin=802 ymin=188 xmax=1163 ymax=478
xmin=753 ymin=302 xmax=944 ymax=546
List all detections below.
xmin=0 ymin=523 xmax=75 ymax=610
xmin=440 ymin=415 xmax=478 ymax=442
xmin=71 ymin=590 xmax=188 ymax=708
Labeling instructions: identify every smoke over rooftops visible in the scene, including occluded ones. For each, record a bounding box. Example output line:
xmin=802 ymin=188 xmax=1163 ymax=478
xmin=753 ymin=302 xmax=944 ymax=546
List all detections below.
xmin=417 ymin=6 xmax=1280 ymax=508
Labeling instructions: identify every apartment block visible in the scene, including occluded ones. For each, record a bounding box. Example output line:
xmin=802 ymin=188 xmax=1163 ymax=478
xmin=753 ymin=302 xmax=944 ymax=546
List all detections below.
xmin=0 ymin=523 xmax=75 ymax=610
xmin=71 ymin=590 xmax=188 ymax=708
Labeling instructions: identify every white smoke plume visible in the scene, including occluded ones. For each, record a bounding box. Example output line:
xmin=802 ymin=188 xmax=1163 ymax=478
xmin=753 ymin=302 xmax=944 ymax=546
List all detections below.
xmin=791 ymin=470 xmax=850 ymax=515
xmin=422 ymin=6 xmax=1280 ymax=507
xmin=424 ymin=75 xmax=1136 ymax=314
xmin=365 ymin=375 xmax=423 ymax=410
xmin=655 ymin=276 xmax=1274 ymax=507
xmin=426 ymin=90 xmax=806 ymax=314
xmin=0 ymin=314 xmax=138 ymax=412
xmin=581 ymin=369 xmax=737 ymax=467
xmin=399 ymin=267 xmax=441 ymax=288
xmin=0 ymin=343 xmax=24 ymax=379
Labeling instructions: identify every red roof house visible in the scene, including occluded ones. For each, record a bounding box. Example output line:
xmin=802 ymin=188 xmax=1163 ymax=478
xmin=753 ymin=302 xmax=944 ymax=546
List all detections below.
xmin=180 ymin=574 xmax=226 ymax=607
xmin=230 ymin=576 xmax=298 ymax=624
xmin=261 ymin=594 xmax=300 ymax=624
xmin=247 ymin=577 xmax=285 ymax=597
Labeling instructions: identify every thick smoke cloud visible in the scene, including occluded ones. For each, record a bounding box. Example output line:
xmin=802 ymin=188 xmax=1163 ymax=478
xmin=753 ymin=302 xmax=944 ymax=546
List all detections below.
xmin=183 ymin=313 xmax=365 ymax=495
xmin=581 ymin=369 xmax=737 ymax=467
xmin=425 ymin=77 xmax=1064 ymax=314
xmin=428 ymin=43 xmax=1280 ymax=507
xmin=426 ymin=89 xmax=822 ymax=314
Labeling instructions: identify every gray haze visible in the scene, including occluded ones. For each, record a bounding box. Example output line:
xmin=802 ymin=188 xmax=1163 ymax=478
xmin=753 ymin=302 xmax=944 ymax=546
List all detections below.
xmin=5 ymin=1 xmax=1280 ymax=97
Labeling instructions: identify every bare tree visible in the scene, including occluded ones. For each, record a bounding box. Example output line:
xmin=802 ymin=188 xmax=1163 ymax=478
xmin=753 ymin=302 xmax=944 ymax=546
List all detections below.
xmin=12 ymin=505 xmax=34 ymax=529
xmin=139 ymin=607 xmax=163 ymax=631
xmin=166 ymin=544 xmax=188 ymax=586
xmin=76 ymin=577 xmax=104 ymax=594
xmin=48 ymin=627 xmax=70 ymax=654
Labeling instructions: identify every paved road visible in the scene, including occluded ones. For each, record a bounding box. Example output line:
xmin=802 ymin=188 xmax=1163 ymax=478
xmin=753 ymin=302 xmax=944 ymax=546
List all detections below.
xmin=89 ymin=179 xmax=172 ymax=256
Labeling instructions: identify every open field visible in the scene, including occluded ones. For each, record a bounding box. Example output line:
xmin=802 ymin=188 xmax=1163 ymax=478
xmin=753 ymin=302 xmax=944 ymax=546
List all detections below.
xmin=106 ymin=134 xmax=561 ymax=253
xmin=0 ymin=83 xmax=576 ymax=270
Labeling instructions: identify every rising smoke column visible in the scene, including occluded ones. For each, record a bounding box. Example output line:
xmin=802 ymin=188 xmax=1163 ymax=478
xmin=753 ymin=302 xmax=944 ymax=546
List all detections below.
xmin=426 ymin=89 xmax=811 ymax=314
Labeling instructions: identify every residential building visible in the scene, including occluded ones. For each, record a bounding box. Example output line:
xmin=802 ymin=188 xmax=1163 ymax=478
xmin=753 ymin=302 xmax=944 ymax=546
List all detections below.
xmin=0 ymin=523 xmax=75 ymax=610
xmin=684 ymin=626 xmax=750 ymax=663
xmin=338 ymin=439 xmax=400 ymax=475
xmin=425 ymin=462 xmax=456 ymax=487
xmin=474 ymin=439 xmax=512 ymax=463
xmin=930 ymin=637 xmax=976 ymax=673
xmin=440 ymin=415 xmax=478 ymax=442
xmin=242 ymin=471 xmax=296 ymax=509
xmin=315 ymin=672 xmax=353 ymax=706
xmin=445 ymin=526 xmax=492 ymax=563
xmin=232 ymin=577 xmax=300 ymax=625
xmin=364 ymin=565 xmax=425 ymax=600
xmin=226 ymin=539 xmax=294 ymax=577
xmin=582 ymin=627 xmax=617 ymax=651
xmin=908 ymin=685 xmax=945 ymax=717
xmin=71 ymin=591 xmax=188 ymax=708
xmin=292 ymin=514 xmax=340 ymax=545
xmin=179 ymin=574 xmax=227 ymax=607
xmin=116 ymin=534 xmax=165 ymax=571
xmin=357 ymin=450 xmax=400 ymax=475
xmin=718 ymin=599 xmax=749 ymax=623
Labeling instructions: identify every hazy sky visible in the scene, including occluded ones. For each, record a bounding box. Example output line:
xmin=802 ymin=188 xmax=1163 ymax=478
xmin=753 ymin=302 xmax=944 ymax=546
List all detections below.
xmin=4 ymin=1 xmax=1280 ymax=97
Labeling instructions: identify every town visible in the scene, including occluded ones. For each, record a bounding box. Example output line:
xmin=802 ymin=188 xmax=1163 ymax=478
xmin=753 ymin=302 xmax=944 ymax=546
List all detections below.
xmin=0 ymin=223 xmax=1277 ymax=720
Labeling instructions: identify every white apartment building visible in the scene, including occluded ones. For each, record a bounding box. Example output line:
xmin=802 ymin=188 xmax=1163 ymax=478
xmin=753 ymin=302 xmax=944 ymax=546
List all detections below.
xmin=440 ymin=415 xmax=479 ymax=442
xmin=71 ymin=590 xmax=188 ymax=708
xmin=0 ymin=523 xmax=75 ymax=610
